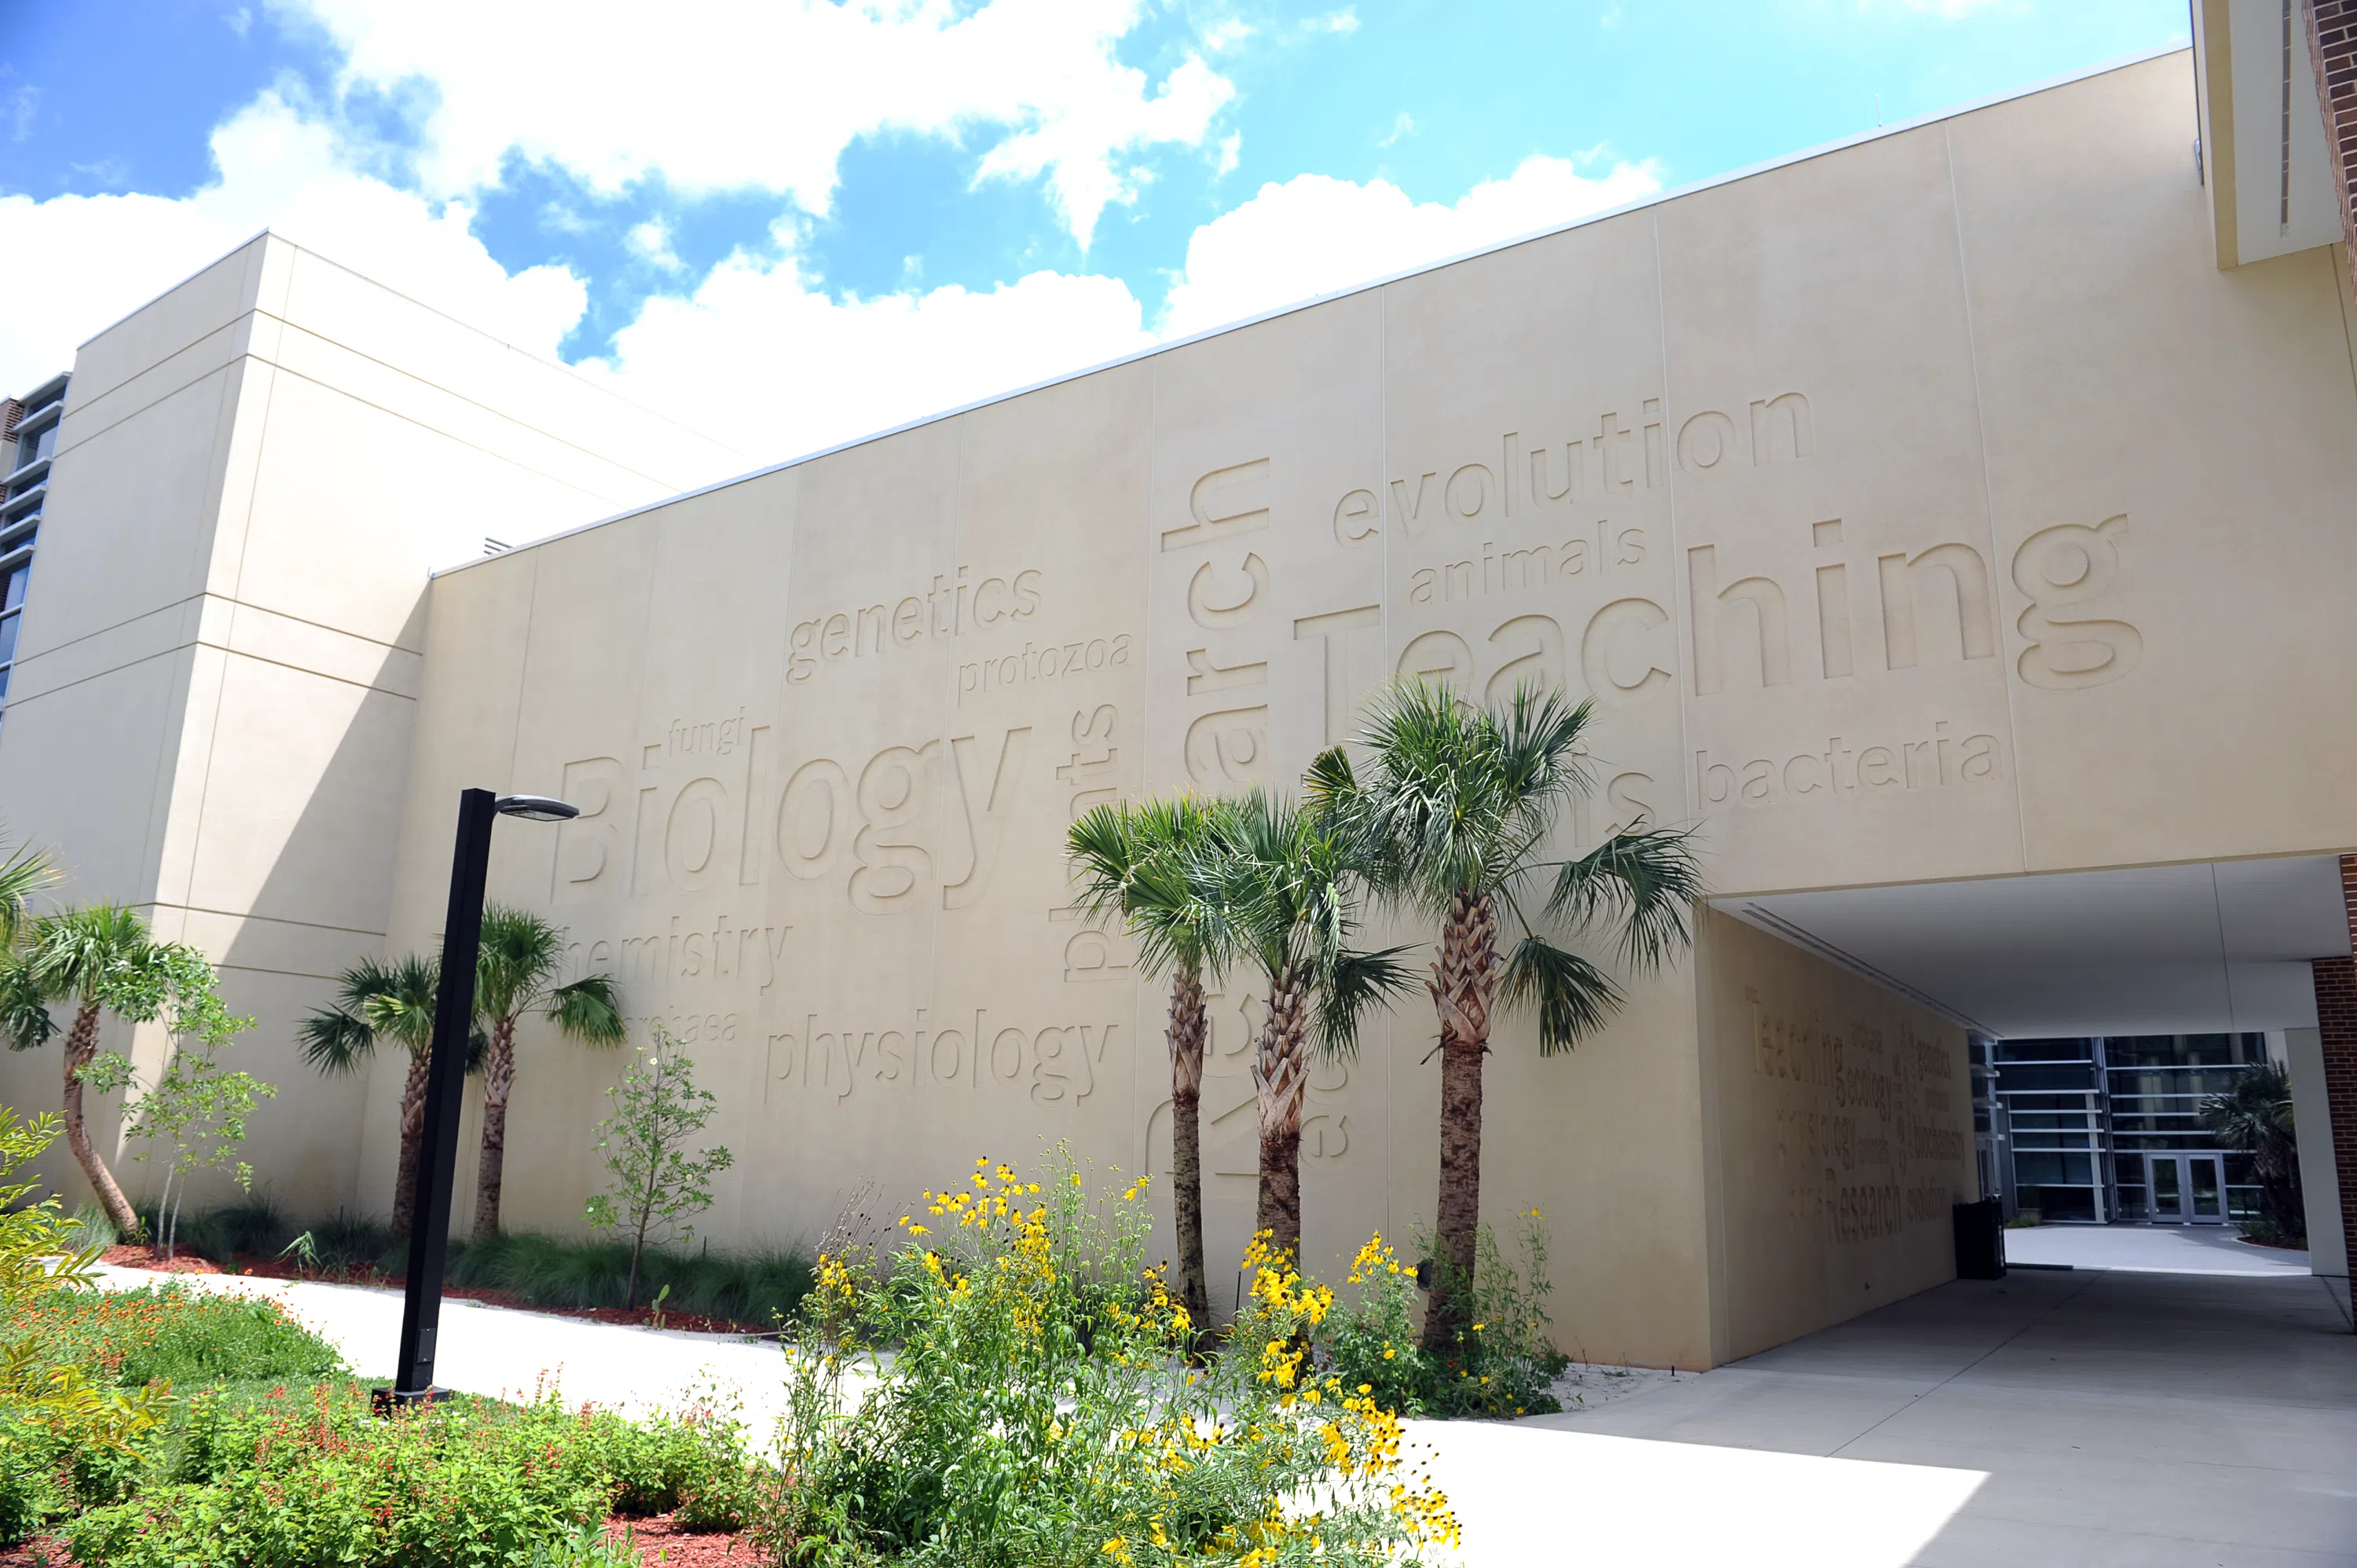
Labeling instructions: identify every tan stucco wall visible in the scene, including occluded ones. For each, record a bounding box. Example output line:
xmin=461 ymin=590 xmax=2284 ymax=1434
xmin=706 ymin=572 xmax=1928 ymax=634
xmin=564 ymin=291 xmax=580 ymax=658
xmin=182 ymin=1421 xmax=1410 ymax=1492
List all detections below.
xmin=8 ymin=50 xmax=2357 ymax=1365
xmin=347 ymin=50 xmax=2357 ymax=1367
xmin=0 ymin=233 xmax=740 ymax=1217
xmin=1696 ymin=909 xmax=1976 ymax=1364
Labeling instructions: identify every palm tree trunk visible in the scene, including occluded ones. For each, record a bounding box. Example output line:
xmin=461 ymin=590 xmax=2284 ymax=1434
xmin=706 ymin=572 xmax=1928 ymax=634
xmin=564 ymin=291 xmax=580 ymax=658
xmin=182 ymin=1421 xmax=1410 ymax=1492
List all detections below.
xmin=1168 ymin=957 xmax=1211 ymax=1328
xmin=472 ymin=1017 xmax=517 ymax=1240
xmin=391 ymin=1047 xmax=431 ymax=1236
xmin=1252 ymin=969 xmax=1310 ymax=1265
xmin=60 ymin=999 xmax=140 ymax=1239
xmin=1422 ymin=890 xmax=1497 ymax=1357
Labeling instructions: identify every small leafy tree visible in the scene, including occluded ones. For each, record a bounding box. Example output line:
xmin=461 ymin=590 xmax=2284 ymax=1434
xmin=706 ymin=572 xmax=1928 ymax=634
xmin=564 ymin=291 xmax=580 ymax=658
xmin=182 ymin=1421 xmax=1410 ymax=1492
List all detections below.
xmin=5 ymin=908 xmax=251 ymax=1240
xmin=107 ymin=1039 xmax=275 ymax=1262
xmin=76 ymin=943 xmax=263 ymax=1261
xmin=585 ymin=1025 xmax=733 ymax=1310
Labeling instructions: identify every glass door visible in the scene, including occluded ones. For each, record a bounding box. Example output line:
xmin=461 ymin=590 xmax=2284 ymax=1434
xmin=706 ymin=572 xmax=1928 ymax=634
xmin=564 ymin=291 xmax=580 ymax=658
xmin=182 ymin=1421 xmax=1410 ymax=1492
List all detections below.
xmin=2141 ymin=1155 xmax=2228 ymax=1224
xmin=2187 ymin=1156 xmax=2224 ymax=1222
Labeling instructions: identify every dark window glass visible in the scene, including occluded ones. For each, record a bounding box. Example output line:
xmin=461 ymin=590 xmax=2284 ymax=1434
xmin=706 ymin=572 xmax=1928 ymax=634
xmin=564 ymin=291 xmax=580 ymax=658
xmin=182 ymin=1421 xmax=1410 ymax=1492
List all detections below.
xmin=1997 ymin=1063 xmax=2096 ymax=1092
xmin=1998 ymin=1038 xmax=2095 ymax=1063
xmin=0 ymin=611 xmax=21 ymax=666
xmin=2014 ymin=1152 xmax=2095 ymax=1185
xmin=5 ymin=565 xmax=27 ymax=611
xmin=2018 ymin=1184 xmax=2098 ymax=1221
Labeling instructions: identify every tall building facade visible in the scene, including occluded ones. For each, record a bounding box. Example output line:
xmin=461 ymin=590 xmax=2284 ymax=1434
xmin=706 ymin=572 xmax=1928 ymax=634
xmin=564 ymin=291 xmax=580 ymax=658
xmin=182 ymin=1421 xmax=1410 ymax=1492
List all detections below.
xmin=0 ymin=373 xmax=66 ymax=731
xmin=3 ymin=39 xmax=2355 ymax=1366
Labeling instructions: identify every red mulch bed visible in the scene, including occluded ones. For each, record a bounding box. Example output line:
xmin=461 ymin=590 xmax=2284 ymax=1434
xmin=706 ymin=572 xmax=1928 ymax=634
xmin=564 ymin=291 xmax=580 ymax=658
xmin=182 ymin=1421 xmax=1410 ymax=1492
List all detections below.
xmin=0 ymin=1533 xmax=69 ymax=1566
xmin=97 ymin=1244 xmax=222 ymax=1274
xmin=2237 ymin=1233 xmax=2306 ymax=1251
xmin=605 ymin=1512 xmax=758 ymax=1565
xmin=98 ymin=1247 xmax=771 ymax=1335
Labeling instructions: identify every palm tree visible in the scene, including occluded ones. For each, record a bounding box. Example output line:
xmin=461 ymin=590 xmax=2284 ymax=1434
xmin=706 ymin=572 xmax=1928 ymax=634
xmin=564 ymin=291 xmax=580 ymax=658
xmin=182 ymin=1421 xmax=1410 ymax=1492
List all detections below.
xmin=471 ymin=904 xmax=624 ymax=1239
xmin=1197 ymin=789 xmax=1409 ymax=1266
xmin=2202 ymin=1061 xmax=2302 ymax=1240
xmin=0 ymin=835 xmax=56 ymax=943
xmin=1309 ymin=681 xmax=1702 ymax=1354
xmin=298 ymin=954 xmax=447 ymax=1236
xmin=1068 ymin=794 xmax=1230 ymax=1328
xmin=9 ymin=905 xmax=169 ymax=1236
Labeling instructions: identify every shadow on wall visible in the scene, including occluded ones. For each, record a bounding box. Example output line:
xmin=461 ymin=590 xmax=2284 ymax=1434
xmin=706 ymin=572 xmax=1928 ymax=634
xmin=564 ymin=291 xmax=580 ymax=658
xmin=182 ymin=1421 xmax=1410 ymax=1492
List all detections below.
xmin=203 ymin=593 xmax=431 ymax=1223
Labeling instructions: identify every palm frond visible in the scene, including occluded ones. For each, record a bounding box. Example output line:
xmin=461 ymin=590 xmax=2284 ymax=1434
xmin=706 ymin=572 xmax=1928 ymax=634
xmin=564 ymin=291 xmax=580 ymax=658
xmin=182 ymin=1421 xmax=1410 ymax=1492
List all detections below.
xmin=0 ymin=833 xmax=60 ymax=946
xmin=1322 ymin=680 xmax=1596 ymax=918
xmin=362 ymin=954 xmax=443 ymax=1056
xmin=548 ymin=971 xmax=625 ymax=1045
xmin=24 ymin=903 xmax=152 ymax=1007
xmin=296 ymin=1006 xmax=377 ymax=1076
xmin=1498 ymin=934 xmax=1622 ymax=1056
xmin=0 ymin=951 xmax=56 ymax=1051
xmin=1064 ymin=794 xmax=1231 ymax=984
xmin=1543 ymin=824 xmax=1704 ymax=972
xmin=1311 ymin=943 xmax=1417 ymax=1061
xmin=475 ymin=903 xmax=568 ymax=1020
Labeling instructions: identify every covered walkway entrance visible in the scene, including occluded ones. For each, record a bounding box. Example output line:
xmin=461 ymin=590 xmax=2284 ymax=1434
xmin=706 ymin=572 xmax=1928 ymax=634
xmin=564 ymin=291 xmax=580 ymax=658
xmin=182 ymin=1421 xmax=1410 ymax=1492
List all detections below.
xmin=1718 ymin=853 xmax=2357 ymax=1312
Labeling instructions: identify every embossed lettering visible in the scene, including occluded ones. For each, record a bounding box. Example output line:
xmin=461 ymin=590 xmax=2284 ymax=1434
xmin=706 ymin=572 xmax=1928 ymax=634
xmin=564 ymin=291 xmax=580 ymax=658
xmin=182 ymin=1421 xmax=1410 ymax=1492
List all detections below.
xmin=2012 ymin=515 xmax=2141 ymax=691
xmin=1168 ymin=459 xmax=1272 ymax=551
xmin=1688 ymin=544 xmax=1791 ymax=694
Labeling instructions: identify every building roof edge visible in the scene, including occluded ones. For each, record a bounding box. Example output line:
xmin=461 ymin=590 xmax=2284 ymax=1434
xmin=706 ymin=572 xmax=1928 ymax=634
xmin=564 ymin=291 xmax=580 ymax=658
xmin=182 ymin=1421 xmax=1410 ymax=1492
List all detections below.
xmin=434 ymin=39 xmax=2192 ymax=580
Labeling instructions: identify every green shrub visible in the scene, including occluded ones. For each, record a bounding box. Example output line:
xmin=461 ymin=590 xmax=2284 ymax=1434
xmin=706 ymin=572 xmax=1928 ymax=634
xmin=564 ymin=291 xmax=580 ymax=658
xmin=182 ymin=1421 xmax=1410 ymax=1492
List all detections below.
xmin=23 ymin=1285 xmax=343 ymax=1391
xmin=62 ymin=1201 xmax=120 ymax=1252
xmin=759 ymin=1152 xmax=1460 ymax=1566
xmin=67 ymin=1381 xmax=760 ymax=1567
xmin=0 ymin=1426 xmax=52 ymax=1548
xmin=1323 ymin=1213 xmax=1567 ymax=1420
xmin=294 ymin=1209 xmax=406 ymax=1277
xmin=448 ymin=1230 xmax=812 ymax=1327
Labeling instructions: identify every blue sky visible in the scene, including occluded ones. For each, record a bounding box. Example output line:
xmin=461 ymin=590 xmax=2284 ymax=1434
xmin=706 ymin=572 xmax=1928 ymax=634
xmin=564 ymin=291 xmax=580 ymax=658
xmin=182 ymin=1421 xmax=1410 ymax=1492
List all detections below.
xmin=1 ymin=1 xmax=2190 ymax=467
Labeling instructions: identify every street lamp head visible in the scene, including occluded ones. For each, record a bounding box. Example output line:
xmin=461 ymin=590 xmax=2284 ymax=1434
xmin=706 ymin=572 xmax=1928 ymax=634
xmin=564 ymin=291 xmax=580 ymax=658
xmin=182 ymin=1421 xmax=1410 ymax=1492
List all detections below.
xmin=493 ymin=794 xmax=579 ymax=822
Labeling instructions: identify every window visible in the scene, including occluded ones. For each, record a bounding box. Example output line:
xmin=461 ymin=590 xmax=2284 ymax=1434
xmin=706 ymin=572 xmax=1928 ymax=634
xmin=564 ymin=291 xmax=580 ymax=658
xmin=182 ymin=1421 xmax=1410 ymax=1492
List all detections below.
xmin=9 ymin=419 xmax=55 ymax=472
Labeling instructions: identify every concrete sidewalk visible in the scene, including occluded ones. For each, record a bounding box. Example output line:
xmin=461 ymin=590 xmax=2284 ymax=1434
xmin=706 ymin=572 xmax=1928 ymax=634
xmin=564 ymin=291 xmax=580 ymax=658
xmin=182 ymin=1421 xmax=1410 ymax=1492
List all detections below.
xmin=97 ymin=1262 xmax=2357 ymax=1565
xmin=2002 ymin=1222 xmax=2315 ymax=1277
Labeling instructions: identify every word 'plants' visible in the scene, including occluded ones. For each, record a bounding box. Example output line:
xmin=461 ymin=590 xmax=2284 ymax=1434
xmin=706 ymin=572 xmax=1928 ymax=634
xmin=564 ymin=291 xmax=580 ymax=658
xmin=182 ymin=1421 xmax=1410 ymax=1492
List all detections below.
xmin=585 ymin=1025 xmax=733 ymax=1310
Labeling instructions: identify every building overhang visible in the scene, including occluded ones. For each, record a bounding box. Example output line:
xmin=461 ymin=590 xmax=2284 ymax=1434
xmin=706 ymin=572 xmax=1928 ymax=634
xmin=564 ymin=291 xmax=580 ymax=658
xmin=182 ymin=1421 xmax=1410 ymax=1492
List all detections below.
xmin=2194 ymin=0 xmax=2346 ymax=267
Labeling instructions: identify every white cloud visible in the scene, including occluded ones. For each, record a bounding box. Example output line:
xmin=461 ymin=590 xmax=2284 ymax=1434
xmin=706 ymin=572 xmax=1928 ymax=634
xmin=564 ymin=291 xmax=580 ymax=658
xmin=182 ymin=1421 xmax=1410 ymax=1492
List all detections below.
xmin=1157 ymin=153 xmax=1662 ymax=339
xmin=1204 ymin=17 xmax=1254 ymax=51
xmin=1377 ymin=112 xmax=1415 ymax=148
xmin=1213 ymin=132 xmax=1242 ymax=178
xmin=574 ymin=240 xmax=1156 ymax=460
xmin=5 ymin=84 xmax=37 ymax=143
xmin=1314 ymin=9 xmax=1359 ymax=34
xmin=0 ymin=93 xmax=584 ymax=391
xmin=279 ymin=0 xmax=1236 ymax=247
xmin=625 ymin=218 xmax=685 ymax=273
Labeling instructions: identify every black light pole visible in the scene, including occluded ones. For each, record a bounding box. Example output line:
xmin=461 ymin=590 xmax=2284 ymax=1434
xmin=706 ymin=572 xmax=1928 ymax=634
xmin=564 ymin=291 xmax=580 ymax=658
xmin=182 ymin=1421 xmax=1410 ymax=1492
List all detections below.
xmin=376 ymin=788 xmax=578 ymax=1414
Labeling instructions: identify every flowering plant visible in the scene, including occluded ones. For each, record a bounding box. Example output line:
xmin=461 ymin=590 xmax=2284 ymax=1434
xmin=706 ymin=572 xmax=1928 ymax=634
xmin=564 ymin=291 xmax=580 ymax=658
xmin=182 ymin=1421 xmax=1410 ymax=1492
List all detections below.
xmin=762 ymin=1149 xmax=1457 ymax=1566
